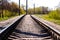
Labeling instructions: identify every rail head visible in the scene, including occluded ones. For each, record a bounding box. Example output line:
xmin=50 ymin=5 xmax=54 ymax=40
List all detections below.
xmin=0 ymin=15 xmax=26 ymax=40
xmin=31 ymin=15 xmax=60 ymax=37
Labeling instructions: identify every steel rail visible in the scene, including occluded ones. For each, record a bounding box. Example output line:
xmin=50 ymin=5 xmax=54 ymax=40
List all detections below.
xmin=0 ymin=15 xmax=26 ymax=40
xmin=31 ymin=15 xmax=60 ymax=40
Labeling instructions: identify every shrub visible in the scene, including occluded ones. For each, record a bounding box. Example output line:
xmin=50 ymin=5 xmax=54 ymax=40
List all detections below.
xmin=48 ymin=10 xmax=60 ymax=20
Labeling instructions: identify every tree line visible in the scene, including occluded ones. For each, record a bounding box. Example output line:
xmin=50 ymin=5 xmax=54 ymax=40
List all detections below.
xmin=28 ymin=7 xmax=49 ymax=14
xmin=0 ymin=0 xmax=25 ymax=18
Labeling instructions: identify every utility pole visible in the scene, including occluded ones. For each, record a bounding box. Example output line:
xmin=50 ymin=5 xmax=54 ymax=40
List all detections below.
xmin=2 ymin=0 xmax=3 ymax=18
xmin=22 ymin=4 xmax=25 ymax=10
xmin=19 ymin=0 xmax=20 ymax=15
xmin=34 ymin=4 xmax=35 ymax=14
xmin=26 ymin=0 xmax=28 ymax=15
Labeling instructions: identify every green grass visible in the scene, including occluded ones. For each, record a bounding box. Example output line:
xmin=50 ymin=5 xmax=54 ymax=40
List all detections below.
xmin=0 ymin=10 xmax=20 ymax=21
xmin=0 ymin=17 xmax=9 ymax=21
xmin=0 ymin=16 xmax=14 ymax=21
xmin=35 ymin=14 xmax=60 ymax=25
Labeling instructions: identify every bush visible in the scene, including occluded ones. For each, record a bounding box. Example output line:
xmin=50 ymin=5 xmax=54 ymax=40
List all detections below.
xmin=48 ymin=10 xmax=60 ymax=20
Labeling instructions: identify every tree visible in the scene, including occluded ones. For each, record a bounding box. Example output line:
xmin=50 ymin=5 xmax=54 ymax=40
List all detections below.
xmin=28 ymin=7 xmax=49 ymax=14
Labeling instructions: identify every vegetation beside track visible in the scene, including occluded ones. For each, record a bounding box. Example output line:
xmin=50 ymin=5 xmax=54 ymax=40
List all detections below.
xmin=0 ymin=1 xmax=25 ymax=21
xmin=35 ymin=12 xmax=60 ymax=25
xmin=28 ymin=6 xmax=60 ymax=25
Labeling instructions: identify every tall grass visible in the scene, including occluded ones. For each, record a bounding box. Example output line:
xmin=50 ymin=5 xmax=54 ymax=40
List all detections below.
xmin=3 ymin=10 xmax=19 ymax=17
xmin=48 ymin=10 xmax=60 ymax=20
xmin=0 ymin=10 xmax=19 ymax=21
xmin=35 ymin=9 xmax=60 ymax=25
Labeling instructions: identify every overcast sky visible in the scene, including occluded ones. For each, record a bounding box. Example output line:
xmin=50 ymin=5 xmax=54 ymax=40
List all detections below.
xmin=9 ymin=0 xmax=60 ymax=9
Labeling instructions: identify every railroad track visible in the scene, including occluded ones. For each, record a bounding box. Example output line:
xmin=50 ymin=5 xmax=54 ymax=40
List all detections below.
xmin=0 ymin=15 xmax=60 ymax=40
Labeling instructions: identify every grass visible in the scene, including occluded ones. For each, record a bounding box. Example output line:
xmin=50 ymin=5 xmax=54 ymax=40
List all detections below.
xmin=0 ymin=17 xmax=9 ymax=21
xmin=35 ymin=14 xmax=60 ymax=25
xmin=0 ymin=16 xmax=14 ymax=21
xmin=0 ymin=10 xmax=20 ymax=21
xmin=0 ymin=14 xmax=23 ymax=21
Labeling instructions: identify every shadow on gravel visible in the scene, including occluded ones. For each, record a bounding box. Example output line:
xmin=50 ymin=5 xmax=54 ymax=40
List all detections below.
xmin=14 ymin=29 xmax=50 ymax=37
xmin=0 ymin=27 xmax=5 ymax=30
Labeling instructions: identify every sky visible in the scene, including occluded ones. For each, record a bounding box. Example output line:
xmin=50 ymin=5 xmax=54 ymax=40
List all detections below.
xmin=9 ymin=0 xmax=60 ymax=9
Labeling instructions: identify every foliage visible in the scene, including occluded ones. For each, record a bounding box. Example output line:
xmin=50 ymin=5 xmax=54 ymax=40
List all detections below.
xmin=0 ymin=1 xmax=25 ymax=21
xmin=28 ymin=7 xmax=49 ymax=14
xmin=35 ymin=14 xmax=60 ymax=25
xmin=48 ymin=10 xmax=60 ymax=20
xmin=35 ymin=8 xmax=60 ymax=25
